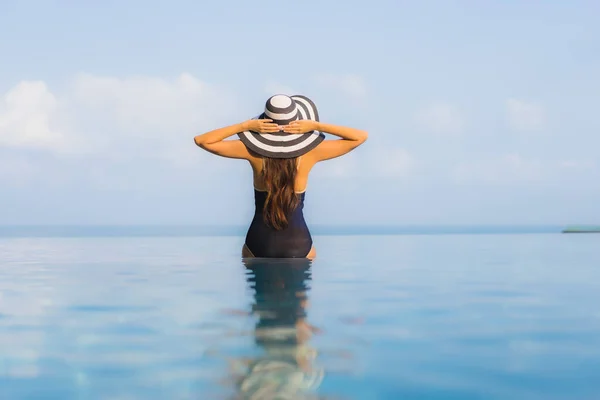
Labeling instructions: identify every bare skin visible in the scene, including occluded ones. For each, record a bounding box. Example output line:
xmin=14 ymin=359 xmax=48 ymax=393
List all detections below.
xmin=194 ymin=119 xmax=368 ymax=260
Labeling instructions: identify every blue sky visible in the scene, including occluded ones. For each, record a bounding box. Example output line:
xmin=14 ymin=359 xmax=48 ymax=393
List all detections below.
xmin=1 ymin=0 xmax=599 ymax=226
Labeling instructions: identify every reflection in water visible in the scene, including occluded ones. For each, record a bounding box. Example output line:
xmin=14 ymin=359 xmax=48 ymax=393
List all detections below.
xmin=225 ymin=258 xmax=325 ymax=400
xmin=2 ymin=235 xmax=599 ymax=398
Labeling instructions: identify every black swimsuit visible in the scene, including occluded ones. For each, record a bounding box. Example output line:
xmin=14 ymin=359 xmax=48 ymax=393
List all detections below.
xmin=244 ymin=189 xmax=313 ymax=258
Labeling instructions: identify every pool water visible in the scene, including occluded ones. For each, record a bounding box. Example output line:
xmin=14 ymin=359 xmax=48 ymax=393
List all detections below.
xmin=1 ymin=233 xmax=599 ymax=399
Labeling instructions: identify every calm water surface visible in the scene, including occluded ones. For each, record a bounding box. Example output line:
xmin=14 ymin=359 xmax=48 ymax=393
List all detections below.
xmin=1 ymin=233 xmax=599 ymax=399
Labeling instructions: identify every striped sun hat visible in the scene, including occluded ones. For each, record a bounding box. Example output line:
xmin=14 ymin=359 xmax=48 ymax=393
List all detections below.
xmin=238 ymin=94 xmax=325 ymax=158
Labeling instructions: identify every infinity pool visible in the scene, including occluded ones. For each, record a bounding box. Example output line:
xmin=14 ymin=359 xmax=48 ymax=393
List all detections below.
xmin=1 ymin=233 xmax=599 ymax=399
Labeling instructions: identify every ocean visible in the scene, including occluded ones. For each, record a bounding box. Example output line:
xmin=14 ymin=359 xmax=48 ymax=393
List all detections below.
xmin=1 ymin=227 xmax=599 ymax=399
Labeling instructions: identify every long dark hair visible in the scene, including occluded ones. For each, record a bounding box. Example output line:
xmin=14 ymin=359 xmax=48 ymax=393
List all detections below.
xmin=260 ymin=157 xmax=299 ymax=230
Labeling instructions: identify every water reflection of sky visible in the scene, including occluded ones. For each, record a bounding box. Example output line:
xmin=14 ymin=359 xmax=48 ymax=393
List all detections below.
xmin=1 ymin=234 xmax=600 ymax=399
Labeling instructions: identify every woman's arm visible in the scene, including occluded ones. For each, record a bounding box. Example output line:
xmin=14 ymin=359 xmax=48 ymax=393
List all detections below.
xmin=315 ymin=122 xmax=368 ymax=142
xmin=194 ymin=122 xmax=246 ymax=147
xmin=283 ymin=120 xmax=368 ymax=162
xmin=193 ymin=119 xmax=279 ymax=159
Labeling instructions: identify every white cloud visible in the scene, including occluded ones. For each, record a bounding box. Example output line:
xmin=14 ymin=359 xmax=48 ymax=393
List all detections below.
xmin=69 ymin=73 xmax=238 ymax=158
xmin=0 ymin=73 xmax=239 ymax=164
xmin=313 ymin=73 xmax=367 ymax=100
xmin=415 ymin=103 xmax=465 ymax=135
xmin=506 ymin=99 xmax=545 ymax=131
xmin=0 ymin=81 xmax=70 ymax=151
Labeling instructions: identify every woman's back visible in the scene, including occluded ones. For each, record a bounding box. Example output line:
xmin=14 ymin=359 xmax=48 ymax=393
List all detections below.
xmin=193 ymin=93 xmax=367 ymax=259
xmin=244 ymin=155 xmax=313 ymax=258
xmin=246 ymin=188 xmax=312 ymax=258
xmin=251 ymin=156 xmax=309 ymax=194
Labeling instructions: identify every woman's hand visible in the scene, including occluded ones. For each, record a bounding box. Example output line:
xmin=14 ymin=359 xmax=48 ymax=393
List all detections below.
xmin=243 ymin=119 xmax=280 ymax=133
xmin=282 ymin=120 xmax=319 ymax=134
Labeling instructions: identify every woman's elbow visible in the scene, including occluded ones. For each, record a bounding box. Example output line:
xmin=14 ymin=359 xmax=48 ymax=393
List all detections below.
xmin=194 ymin=137 xmax=217 ymax=153
xmin=358 ymin=130 xmax=368 ymax=144
xmin=194 ymin=136 xmax=205 ymax=148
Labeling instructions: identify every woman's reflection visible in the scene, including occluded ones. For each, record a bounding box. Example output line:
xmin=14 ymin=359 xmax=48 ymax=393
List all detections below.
xmin=226 ymin=258 xmax=324 ymax=399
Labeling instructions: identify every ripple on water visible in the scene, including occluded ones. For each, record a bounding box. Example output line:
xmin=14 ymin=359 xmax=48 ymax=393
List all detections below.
xmin=1 ymin=234 xmax=600 ymax=399
xmin=66 ymin=305 xmax=156 ymax=313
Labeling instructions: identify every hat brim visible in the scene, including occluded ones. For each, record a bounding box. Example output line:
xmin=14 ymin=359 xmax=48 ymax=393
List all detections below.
xmin=237 ymin=95 xmax=325 ymax=159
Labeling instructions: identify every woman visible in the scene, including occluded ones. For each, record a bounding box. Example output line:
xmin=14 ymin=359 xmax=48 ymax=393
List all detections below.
xmin=194 ymin=94 xmax=367 ymax=259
